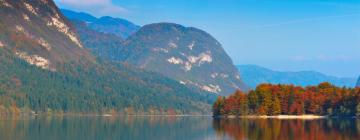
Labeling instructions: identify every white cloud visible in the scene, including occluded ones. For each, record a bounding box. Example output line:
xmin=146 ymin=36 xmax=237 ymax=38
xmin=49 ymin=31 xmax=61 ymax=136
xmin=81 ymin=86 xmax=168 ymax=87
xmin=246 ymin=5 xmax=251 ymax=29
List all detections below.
xmin=55 ymin=0 xmax=128 ymax=16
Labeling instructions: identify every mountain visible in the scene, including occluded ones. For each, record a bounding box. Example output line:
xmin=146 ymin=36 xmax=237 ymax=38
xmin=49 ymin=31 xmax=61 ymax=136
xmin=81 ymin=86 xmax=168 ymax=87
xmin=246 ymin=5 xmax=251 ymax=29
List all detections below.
xmin=70 ymin=19 xmax=125 ymax=61
xmin=0 ymin=0 xmax=213 ymax=115
xmin=237 ymin=65 xmax=357 ymax=88
xmin=121 ymin=23 xmax=249 ymax=96
xmin=61 ymin=9 xmax=97 ymax=23
xmin=90 ymin=16 xmax=140 ymax=39
xmin=64 ymin=10 xmax=249 ymax=96
xmin=61 ymin=9 xmax=140 ymax=39
xmin=357 ymin=77 xmax=360 ymax=87
xmin=0 ymin=0 xmax=95 ymax=71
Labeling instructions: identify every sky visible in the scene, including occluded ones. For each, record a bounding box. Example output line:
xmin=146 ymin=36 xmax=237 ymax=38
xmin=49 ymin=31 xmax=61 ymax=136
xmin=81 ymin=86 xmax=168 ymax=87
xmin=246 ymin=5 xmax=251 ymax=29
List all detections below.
xmin=55 ymin=0 xmax=360 ymax=77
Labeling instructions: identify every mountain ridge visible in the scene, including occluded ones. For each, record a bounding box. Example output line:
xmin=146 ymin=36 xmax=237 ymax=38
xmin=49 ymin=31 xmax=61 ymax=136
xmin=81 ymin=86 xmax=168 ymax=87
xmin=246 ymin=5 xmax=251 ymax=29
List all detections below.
xmin=61 ymin=9 xmax=140 ymax=39
xmin=238 ymin=64 xmax=357 ymax=88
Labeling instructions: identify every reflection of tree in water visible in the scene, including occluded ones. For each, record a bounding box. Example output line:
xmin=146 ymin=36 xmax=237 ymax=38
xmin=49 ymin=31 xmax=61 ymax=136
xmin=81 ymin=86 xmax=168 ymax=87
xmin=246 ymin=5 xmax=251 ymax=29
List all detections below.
xmin=213 ymin=119 xmax=360 ymax=140
xmin=0 ymin=116 xmax=213 ymax=140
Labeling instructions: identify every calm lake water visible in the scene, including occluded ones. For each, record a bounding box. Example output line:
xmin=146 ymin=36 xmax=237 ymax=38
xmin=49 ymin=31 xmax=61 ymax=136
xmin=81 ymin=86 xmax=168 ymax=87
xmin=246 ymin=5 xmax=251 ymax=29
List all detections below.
xmin=0 ymin=116 xmax=360 ymax=140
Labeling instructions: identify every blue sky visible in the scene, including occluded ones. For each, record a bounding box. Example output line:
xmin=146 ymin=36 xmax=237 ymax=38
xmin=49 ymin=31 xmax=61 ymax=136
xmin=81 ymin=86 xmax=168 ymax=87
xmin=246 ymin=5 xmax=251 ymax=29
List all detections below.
xmin=55 ymin=0 xmax=360 ymax=77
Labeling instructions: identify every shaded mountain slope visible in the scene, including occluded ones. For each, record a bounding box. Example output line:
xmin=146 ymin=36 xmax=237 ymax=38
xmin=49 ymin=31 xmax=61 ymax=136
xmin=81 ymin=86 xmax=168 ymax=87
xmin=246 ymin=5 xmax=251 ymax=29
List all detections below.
xmin=61 ymin=9 xmax=140 ymax=39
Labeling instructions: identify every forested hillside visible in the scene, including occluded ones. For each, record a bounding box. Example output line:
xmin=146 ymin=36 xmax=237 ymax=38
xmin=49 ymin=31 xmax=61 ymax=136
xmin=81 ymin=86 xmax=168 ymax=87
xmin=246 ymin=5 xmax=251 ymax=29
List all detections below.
xmin=0 ymin=48 xmax=212 ymax=115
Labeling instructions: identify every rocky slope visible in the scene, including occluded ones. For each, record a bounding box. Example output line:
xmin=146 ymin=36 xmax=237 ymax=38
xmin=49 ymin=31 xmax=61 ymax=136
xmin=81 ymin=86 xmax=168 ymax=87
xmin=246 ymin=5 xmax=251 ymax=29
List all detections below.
xmin=0 ymin=0 xmax=94 ymax=71
xmin=238 ymin=65 xmax=357 ymax=88
xmin=122 ymin=23 xmax=249 ymax=96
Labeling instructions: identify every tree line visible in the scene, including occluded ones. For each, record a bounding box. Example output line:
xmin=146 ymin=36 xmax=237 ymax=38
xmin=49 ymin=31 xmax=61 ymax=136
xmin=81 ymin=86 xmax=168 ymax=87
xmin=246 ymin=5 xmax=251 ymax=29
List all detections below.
xmin=213 ymin=82 xmax=360 ymax=117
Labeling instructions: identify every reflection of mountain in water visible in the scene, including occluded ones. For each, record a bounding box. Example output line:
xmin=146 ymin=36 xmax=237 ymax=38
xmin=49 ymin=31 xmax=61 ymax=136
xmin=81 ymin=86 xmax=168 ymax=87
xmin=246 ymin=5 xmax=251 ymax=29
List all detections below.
xmin=213 ymin=119 xmax=360 ymax=140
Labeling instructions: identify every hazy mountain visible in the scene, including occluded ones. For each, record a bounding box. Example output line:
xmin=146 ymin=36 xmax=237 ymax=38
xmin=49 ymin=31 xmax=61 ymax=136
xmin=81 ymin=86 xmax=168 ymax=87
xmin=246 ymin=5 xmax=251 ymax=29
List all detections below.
xmin=69 ymin=19 xmax=126 ymax=61
xmin=61 ymin=9 xmax=97 ymax=23
xmin=237 ymin=65 xmax=357 ymax=88
xmin=90 ymin=16 xmax=140 ymax=39
xmin=61 ymin=9 xmax=140 ymax=39
xmin=357 ymin=77 xmax=360 ymax=87
xmin=0 ymin=0 xmax=213 ymax=114
xmin=121 ymin=23 xmax=249 ymax=96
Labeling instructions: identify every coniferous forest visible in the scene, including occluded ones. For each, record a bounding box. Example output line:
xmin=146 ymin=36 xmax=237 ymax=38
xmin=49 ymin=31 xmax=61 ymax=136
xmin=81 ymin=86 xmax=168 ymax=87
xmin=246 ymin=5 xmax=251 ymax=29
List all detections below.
xmin=213 ymin=82 xmax=360 ymax=117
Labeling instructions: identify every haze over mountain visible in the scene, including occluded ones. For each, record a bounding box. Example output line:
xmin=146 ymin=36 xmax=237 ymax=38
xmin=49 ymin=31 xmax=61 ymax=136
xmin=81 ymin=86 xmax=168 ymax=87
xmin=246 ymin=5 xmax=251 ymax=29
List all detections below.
xmin=61 ymin=9 xmax=140 ymax=39
xmin=357 ymin=77 xmax=360 ymax=87
xmin=238 ymin=65 xmax=357 ymax=88
xmin=0 ymin=0 xmax=213 ymax=114
xmin=64 ymin=9 xmax=249 ymax=96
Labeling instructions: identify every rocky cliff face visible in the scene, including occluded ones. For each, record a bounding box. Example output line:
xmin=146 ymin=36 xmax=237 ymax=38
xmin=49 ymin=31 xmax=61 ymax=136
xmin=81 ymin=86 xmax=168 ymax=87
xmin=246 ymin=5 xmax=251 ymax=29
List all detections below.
xmin=0 ymin=0 xmax=94 ymax=71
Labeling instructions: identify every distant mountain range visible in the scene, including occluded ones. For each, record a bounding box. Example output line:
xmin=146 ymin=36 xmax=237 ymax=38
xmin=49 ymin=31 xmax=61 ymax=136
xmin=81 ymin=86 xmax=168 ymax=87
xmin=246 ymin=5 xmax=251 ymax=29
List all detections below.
xmin=66 ymin=10 xmax=249 ymax=96
xmin=357 ymin=77 xmax=360 ymax=87
xmin=61 ymin=9 xmax=140 ymax=39
xmin=237 ymin=65 xmax=357 ymax=88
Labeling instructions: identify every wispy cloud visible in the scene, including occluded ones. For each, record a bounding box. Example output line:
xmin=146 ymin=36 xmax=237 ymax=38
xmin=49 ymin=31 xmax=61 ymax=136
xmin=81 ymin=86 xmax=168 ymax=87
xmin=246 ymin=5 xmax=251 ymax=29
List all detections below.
xmin=55 ymin=0 xmax=128 ymax=16
xmin=253 ymin=13 xmax=360 ymax=29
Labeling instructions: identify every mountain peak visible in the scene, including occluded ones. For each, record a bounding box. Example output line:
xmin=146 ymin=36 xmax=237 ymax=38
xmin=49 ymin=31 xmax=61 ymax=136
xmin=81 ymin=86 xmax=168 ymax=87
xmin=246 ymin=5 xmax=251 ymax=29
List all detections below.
xmin=123 ymin=22 xmax=248 ymax=95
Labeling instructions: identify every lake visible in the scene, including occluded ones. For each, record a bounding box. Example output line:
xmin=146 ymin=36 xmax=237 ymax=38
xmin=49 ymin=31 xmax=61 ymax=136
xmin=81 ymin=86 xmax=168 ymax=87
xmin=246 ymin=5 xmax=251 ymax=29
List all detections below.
xmin=0 ymin=116 xmax=360 ymax=140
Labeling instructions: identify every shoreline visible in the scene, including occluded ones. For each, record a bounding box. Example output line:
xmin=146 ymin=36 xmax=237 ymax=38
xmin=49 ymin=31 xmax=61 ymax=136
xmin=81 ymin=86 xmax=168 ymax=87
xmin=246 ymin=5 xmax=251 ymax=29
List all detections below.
xmin=214 ymin=115 xmax=329 ymax=120
xmin=0 ymin=113 xmax=214 ymax=118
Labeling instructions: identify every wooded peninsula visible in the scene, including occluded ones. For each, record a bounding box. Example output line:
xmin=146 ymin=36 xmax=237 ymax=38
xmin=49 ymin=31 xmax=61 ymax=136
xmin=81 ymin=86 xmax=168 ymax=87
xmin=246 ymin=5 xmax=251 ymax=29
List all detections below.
xmin=213 ymin=82 xmax=360 ymax=117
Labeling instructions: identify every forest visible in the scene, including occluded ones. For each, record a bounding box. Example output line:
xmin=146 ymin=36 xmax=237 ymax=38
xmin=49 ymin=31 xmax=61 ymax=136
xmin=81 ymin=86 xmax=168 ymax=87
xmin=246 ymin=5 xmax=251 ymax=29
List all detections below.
xmin=213 ymin=82 xmax=360 ymax=117
xmin=0 ymin=48 xmax=213 ymax=116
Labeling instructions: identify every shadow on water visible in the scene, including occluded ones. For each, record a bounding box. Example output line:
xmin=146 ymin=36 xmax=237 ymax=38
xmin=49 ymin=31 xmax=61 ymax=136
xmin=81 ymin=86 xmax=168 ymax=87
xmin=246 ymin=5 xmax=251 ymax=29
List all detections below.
xmin=213 ymin=118 xmax=360 ymax=140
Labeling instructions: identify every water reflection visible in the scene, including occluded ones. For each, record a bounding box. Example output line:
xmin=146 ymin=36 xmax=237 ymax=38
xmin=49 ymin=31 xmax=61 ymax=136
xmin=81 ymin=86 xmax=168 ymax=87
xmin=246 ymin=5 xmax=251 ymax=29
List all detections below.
xmin=0 ymin=116 xmax=214 ymax=140
xmin=1 ymin=116 xmax=360 ymax=140
xmin=213 ymin=118 xmax=360 ymax=140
